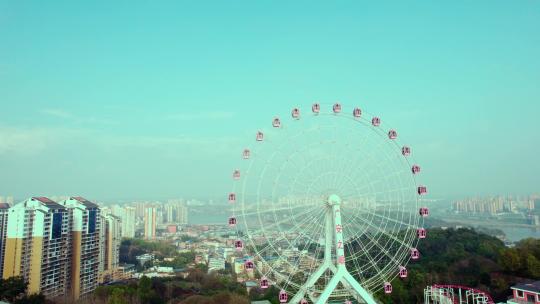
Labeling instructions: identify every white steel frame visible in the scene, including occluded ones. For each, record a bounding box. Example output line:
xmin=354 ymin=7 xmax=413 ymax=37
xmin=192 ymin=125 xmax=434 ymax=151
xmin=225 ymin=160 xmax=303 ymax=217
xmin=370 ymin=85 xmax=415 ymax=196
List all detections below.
xmin=289 ymin=194 xmax=377 ymax=304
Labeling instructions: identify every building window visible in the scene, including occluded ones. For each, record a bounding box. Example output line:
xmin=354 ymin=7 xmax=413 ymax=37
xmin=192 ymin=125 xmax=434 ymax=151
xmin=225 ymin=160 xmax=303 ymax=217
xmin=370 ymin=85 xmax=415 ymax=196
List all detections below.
xmin=88 ymin=210 xmax=97 ymax=233
xmin=51 ymin=213 xmax=62 ymax=239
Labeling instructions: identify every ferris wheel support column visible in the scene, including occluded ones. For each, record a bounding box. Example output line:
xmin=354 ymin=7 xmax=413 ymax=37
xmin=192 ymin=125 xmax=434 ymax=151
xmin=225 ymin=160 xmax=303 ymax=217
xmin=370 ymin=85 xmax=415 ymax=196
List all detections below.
xmin=290 ymin=195 xmax=377 ymax=304
xmin=289 ymin=207 xmax=336 ymax=304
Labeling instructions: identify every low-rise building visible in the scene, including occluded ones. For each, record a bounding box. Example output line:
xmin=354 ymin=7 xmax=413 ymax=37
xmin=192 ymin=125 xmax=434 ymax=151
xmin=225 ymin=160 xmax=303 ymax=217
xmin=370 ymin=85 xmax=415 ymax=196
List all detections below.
xmin=136 ymin=253 xmax=155 ymax=266
xmin=507 ymin=281 xmax=540 ymax=304
xmin=208 ymin=257 xmax=225 ymax=272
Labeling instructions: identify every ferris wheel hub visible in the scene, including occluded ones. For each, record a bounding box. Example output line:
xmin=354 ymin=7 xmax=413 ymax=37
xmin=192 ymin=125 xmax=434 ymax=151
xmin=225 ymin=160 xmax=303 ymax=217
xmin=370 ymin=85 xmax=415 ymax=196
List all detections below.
xmin=327 ymin=194 xmax=342 ymax=206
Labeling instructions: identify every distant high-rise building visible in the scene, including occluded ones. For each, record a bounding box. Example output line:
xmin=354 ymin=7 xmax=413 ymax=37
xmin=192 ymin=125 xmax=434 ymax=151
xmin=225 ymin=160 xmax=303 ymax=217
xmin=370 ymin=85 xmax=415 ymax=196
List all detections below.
xmin=165 ymin=200 xmax=188 ymax=225
xmin=134 ymin=202 xmax=146 ymax=218
xmin=156 ymin=207 xmax=165 ymax=225
xmin=177 ymin=203 xmax=188 ymax=225
xmin=144 ymin=207 xmax=157 ymax=239
xmin=122 ymin=207 xmax=136 ymax=238
xmin=111 ymin=206 xmax=136 ymax=238
xmin=98 ymin=213 xmax=121 ymax=284
xmin=60 ymin=197 xmax=101 ymax=300
xmin=3 ymin=197 xmax=71 ymax=298
xmin=0 ymin=203 xmax=9 ymax=278
xmin=6 ymin=196 xmax=14 ymax=205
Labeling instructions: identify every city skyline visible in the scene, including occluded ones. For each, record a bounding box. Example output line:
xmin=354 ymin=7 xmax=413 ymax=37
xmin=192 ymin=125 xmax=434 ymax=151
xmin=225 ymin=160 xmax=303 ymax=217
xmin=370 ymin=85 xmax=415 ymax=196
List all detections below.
xmin=1 ymin=1 xmax=539 ymax=201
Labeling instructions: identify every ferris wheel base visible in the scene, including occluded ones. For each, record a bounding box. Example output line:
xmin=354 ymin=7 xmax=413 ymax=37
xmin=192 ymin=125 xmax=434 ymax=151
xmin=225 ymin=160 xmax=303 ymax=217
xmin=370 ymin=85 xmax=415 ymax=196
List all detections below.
xmin=288 ymin=195 xmax=378 ymax=304
xmin=289 ymin=265 xmax=377 ymax=304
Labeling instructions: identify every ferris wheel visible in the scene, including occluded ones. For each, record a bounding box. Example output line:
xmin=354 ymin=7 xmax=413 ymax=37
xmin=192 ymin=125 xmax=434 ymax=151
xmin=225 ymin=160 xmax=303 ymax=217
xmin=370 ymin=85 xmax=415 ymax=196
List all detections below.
xmin=227 ymin=103 xmax=429 ymax=304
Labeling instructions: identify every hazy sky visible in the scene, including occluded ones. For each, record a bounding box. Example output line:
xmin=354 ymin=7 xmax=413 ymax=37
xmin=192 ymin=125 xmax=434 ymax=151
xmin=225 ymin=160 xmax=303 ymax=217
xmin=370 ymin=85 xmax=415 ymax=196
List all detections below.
xmin=0 ymin=1 xmax=539 ymax=201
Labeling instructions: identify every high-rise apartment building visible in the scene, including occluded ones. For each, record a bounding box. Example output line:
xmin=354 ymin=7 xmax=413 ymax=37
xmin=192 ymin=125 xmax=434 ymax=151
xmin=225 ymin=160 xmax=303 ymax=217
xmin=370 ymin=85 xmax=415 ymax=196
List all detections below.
xmin=122 ymin=207 xmax=136 ymax=238
xmin=164 ymin=200 xmax=188 ymax=225
xmin=98 ymin=213 xmax=121 ymax=284
xmin=111 ymin=206 xmax=136 ymax=238
xmin=3 ymin=197 xmax=71 ymax=299
xmin=60 ymin=197 xmax=101 ymax=300
xmin=0 ymin=197 xmax=122 ymax=300
xmin=0 ymin=203 xmax=10 ymax=279
xmin=144 ymin=207 xmax=156 ymax=239
xmin=177 ymin=203 xmax=188 ymax=225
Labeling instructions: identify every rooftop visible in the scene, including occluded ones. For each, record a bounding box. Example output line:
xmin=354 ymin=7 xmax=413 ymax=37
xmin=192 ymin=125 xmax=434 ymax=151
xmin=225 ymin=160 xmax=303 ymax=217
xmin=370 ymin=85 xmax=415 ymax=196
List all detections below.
xmin=31 ymin=197 xmax=65 ymax=209
xmin=512 ymin=281 xmax=540 ymax=293
xmin=71 ymin=196 xmax=99 ymax=208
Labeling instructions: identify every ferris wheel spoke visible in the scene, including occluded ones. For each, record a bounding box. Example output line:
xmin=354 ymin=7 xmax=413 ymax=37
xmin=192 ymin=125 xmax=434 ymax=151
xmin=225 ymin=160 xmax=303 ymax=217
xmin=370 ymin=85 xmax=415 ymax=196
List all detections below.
xmin=348 ymin=226 xmax=403 ymax=271
xmin=260 ymin=215 xmax=326 ymax=289
xmin=240 ymin=203 xmax=318 ymax=218
xmin=249 ymin=213 xmax=320 ymax=262
xmin=360 ymin=208 xmax=417 ymax=229
xmin=251 ymin=207 xmax=325 ymax=255
xmin=331 ymin=123 xmax=376 ymax=191
xmin=245 ymin=205 xmax=321 ymax=237
xmin=346 ymin=234 xmax=384 ymax=279
xmin=342 ymin=128 xmax=387 ymax=175
xmin=350 ymin=168 xmax=408 ymax=195
xmin=350 ymin=211 xmax=415 ymax=252
xmin=353 ymin=187 xmax=411 ymax=200
xmin=281 ymin=212 xmax=327 ymax=290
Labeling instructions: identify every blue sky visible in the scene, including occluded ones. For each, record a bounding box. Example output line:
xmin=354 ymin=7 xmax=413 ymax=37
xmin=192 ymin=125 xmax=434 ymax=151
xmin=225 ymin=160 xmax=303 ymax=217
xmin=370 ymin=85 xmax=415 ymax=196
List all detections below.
xmin=0 ymin=1 xmax=539 ymax=201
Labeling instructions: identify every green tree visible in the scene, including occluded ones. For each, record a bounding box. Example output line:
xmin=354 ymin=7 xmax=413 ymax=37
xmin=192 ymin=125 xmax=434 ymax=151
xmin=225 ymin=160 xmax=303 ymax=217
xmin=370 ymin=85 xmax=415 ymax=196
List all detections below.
xmin=499 ymin=249 xmax=521 ymax=272
xmin=109 ymin=288 xmax=127 ymax=304
xmin=526 ymin=254 xmax=540 ymax=278
xmin=14 ymin=293 xmax=46 ymax=304
xmin=0 ymin=276 xmax=28 ymax=302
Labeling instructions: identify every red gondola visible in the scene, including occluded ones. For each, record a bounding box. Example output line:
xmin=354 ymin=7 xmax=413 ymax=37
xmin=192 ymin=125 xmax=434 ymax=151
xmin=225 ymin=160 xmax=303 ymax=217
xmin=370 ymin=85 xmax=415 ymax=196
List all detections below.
xmin=333 ymin=103 xmax=342 ymax=113
xmin=245 ymin=260 xmax=254 ymax=271
xmin=411 ymin=248 xmax=420 ymax=260
xmin=345 ymin=300 xmax=353 ymax=304
xmin=412 ymin=165 xmax=421 ymax=175
xmin=372 ymin=117 xmax=381 ymax=126
xmin=233 ymin=170 xmax=241 ymax=180
xmin=417 ymin=186 xmax=427 ymax=195
xmin=243 ymin=149 xmax=250 ymax=159
xmin=388 ymin=129 xmax=397 ymax=139
xmin=338 ymin=255 xmax=345 ymax=264
xmin=234 ymin=240 xmax=243 ymax=251
xmin=402 ymin=146 xmax=411 ymax=156
xmin=353 ymin=107 xmax=362 ymax=118
xmin=300 ymin=299 xmax=308 ymax=304
xmin=399 ymin=266 xmax=408 ymax=278
xmin=419 ymin=207 xmax=429 ymax=217
xmin=228 ymin=217 xmax=236 ymax=227
xmin=228 ymin=193 xmax=236 ymax=203
xmin=312 ymin=103 xmax=320 ymax=114
xmin=273 ymin=117 xmax=281 ymax=128
xmin=260 ymin=277 xmax=269 ymax=289
xmin=384 ymin=282 xmax=392 ymax=294
xmin=417 ymin=228 xmax=427 ymax=239
xmin=256 ymin=131 xmax=264 ymax=141
xmin=292 ymin=108 xmax=300 ymax=119
xmin=279 ymin=290 xmax=288 ymax=303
